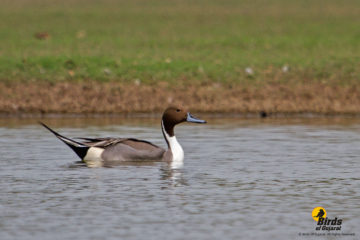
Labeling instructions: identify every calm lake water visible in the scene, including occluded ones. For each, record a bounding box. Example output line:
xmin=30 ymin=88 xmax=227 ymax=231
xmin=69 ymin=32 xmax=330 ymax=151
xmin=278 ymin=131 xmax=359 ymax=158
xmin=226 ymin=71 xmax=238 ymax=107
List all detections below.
xmin=0 ymin=117 xmax=359 ymax=240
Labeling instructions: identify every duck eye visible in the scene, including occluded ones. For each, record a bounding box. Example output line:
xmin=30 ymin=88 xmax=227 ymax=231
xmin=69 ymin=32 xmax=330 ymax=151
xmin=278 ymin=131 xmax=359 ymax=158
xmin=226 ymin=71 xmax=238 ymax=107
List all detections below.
xmin=176 ymin=109 xmax=180 ymax=112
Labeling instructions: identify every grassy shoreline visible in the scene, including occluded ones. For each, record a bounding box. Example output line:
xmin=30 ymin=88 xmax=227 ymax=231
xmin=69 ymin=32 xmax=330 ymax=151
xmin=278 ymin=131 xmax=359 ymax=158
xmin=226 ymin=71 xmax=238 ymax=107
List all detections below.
xmin=1 ymin=0 xmax=359 ymax=115
xmin=1 ymin=81 xmax=360 ymax=115
xmin=1 ymin=0 xmax=359 ymax=84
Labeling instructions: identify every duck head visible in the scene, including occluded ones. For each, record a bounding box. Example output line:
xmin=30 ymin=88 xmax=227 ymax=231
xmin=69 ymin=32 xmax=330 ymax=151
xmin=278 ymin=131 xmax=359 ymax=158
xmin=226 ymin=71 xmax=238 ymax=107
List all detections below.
xmin=161 ymin=106 xmax=206 ymax=137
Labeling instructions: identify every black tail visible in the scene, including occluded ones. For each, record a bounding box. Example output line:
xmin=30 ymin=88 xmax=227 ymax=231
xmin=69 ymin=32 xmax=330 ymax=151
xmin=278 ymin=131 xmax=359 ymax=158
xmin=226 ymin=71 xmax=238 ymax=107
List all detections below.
xmin=39 ymin=122 xmax=89 ymax=159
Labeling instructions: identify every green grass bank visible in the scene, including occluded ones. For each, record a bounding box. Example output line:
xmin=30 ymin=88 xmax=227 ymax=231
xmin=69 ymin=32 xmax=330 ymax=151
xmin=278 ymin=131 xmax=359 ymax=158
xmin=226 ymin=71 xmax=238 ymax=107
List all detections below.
xmin=0 ymin=0 xmax=359 ymax=85
xmin=1 ymin=0 xmax=360 ymax=115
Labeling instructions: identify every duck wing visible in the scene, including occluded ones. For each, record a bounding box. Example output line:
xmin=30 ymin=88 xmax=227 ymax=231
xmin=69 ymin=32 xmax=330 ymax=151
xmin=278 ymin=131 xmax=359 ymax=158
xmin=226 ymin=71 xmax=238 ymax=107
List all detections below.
xmin=78 ymin=137 xmax=161 ymax=149
xmin=78 ymin=137 xmax=125 ymax=147
xmin=78 ymin=137 xmax=166 ymax=161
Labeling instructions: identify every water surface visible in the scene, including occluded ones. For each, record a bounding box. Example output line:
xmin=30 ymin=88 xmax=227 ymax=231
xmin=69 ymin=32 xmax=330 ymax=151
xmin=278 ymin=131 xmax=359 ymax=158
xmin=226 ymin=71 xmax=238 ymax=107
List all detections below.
xmin=0 ymin=117 xmax=359 ymax=239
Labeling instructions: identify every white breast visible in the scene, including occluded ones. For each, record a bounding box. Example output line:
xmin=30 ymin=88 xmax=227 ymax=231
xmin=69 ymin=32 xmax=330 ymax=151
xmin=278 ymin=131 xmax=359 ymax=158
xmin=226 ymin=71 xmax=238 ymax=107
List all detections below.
xmin=167 ymin=135 xmax=184 ymax=168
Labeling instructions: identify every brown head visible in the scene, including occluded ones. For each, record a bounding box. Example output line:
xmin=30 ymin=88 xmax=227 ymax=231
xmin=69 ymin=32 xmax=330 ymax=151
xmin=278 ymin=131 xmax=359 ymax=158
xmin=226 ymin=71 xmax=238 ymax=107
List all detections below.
xmin=161 ymin=106 xmax=206 ymax=137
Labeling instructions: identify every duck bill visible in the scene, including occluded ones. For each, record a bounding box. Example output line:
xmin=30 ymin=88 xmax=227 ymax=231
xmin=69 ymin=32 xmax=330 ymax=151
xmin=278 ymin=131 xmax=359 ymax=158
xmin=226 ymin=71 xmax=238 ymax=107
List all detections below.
xmin=186 ymin=112 xmax=207 ymax=124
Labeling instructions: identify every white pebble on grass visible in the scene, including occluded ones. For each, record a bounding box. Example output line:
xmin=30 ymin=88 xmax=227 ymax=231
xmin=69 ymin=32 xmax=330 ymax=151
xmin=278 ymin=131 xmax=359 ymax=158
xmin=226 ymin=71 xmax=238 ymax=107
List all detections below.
xmin=282 ymin=65 xmax=290 ymax=73
xmin=134 ymin=79 xmax=141 ymax=85
xmin=245 ymin=67 xmax=254 ymax=75
xmin=103 ymin=68 xmax=112 ymax=75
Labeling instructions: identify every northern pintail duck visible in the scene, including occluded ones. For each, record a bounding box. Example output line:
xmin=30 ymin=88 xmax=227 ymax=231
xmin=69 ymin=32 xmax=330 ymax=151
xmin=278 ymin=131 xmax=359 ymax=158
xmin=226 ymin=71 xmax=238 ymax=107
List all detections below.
xmin=40 ymin=107 xmax=206 ymax=167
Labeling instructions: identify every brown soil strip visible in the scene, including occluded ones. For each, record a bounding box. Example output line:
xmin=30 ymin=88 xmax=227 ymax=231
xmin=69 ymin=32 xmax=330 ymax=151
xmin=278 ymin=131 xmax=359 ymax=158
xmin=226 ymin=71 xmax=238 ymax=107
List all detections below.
xmin=1 ymin=82 xmax=360 ymax=115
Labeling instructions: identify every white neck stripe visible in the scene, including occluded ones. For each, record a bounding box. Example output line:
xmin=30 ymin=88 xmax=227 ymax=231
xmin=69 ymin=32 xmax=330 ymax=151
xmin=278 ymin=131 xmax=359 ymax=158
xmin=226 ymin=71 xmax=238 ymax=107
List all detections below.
xmin=161 ymin=120 xmax=184 ymax=167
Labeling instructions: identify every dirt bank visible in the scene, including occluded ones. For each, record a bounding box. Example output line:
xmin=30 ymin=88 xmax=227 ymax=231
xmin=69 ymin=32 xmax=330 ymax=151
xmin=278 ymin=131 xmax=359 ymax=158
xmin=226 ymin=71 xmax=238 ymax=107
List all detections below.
xmin=1 ymin=82 xmax=360 ymax=116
